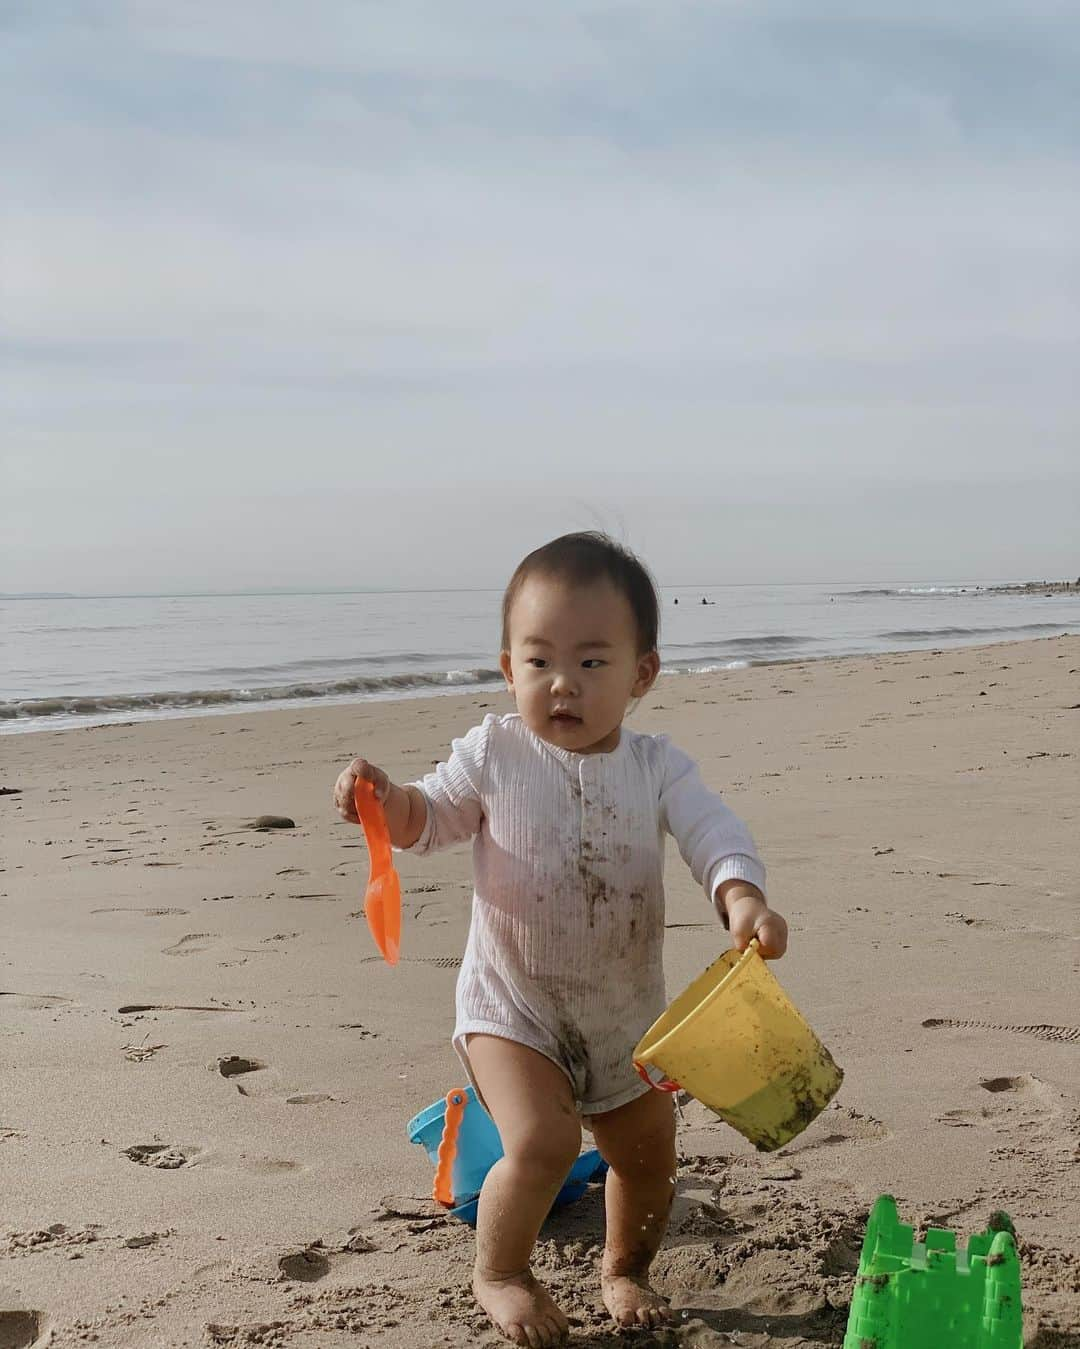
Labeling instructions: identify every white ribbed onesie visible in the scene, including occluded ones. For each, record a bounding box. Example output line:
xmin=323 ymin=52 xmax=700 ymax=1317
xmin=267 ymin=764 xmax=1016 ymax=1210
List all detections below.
xmin=399 ymin=712 xmax=766 ymax=1116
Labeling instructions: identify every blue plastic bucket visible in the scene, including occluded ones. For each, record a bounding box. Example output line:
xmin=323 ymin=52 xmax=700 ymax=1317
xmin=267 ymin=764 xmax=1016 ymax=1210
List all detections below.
xmin=407 ymin=1085 xmax=607 ymax=1227
xmin=408 ymin=1084 xmax=504 ymax=1200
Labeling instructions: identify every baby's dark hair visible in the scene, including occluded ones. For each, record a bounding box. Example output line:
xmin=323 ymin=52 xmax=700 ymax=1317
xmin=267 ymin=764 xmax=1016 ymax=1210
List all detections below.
xmin=501 ymin=532 xmax=660 ymax=655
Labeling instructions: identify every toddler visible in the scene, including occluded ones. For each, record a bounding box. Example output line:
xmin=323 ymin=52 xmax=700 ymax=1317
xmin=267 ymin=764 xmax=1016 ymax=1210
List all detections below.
xmin=333 ymin=532 xmax=788 ymax=1347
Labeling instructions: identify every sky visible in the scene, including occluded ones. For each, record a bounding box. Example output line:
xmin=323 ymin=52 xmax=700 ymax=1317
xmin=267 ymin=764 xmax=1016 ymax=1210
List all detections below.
xmin=2 ymin=1 xmax=1078 ymax=593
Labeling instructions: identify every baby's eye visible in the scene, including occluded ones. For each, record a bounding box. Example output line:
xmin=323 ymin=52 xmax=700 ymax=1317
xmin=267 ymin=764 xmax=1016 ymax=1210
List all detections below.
xmin=526 ymin=658 xmax=548 ymax=669
xmin=581 ymin=659 xmax=606 ymax=669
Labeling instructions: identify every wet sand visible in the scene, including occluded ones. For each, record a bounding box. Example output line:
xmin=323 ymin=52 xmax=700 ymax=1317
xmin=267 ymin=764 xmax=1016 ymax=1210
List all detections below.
xmin=2 ymin=634 xmax=1078 ymax=1348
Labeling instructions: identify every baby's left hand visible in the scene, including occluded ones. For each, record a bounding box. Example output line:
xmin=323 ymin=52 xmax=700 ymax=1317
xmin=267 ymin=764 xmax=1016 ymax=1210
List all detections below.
xmin=719 ymin=881 xmax=789 ymax=959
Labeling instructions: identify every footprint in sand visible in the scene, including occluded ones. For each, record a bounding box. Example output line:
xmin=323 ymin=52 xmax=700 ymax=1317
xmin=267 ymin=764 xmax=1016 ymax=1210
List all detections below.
xmin=668 ymin=1250 xmax=836 ymax=1335
xmin=0 ymin=993 xmax=72 ymax=1010
xmin=212 ymin=1057 xmax=331 ymax=1106
xmin=785 ymin=1103 xmax=890 ymax=1152
xmin=162 ymin=932 xmax=218 ymax=956
xmin=277 ymin=1249 xmax=331 ymax=1282
xmin=820 ymin=1224 xmax=866 ymax=1275
xmin=6 ymin=1224 xmax=103 ymax=1256
xmin=936 ymin=1073 xmax=1061 ymax=1134
xmin=215 ymin=1055 xmax=265 ymax=1079
xmin=923 ymin=1016 xmax=1080 ymax=1044
xmin=272 ymin=1230 xmax=380 ymax=1288
xmin=195 ymin=1149 xmax=302 ymax=1176
xmin=944 ymin=911 xmax=1071 ymax=939
xmin=356 ymin=954 xmax=462 ymax=969
xmin=92 ymin=906 xmax=189 ymax=917
xmin=118 ymin=1003 xmax=240 ymax=1015
xmin=124 ymin=1141 xmax=299 ymax=1175
xmin=214 ymin=1054 xmax=268 ymax=1098
xmin=0 ymin=1310 xmax=48 ymax=1349
xmin=980 ymin=1073 xmax=1045 ymax=1095
xmin=242 ymin=1156 xmax=301 ymax=1175
xmin=124 ymin=1143 xmax=198 ymax=1169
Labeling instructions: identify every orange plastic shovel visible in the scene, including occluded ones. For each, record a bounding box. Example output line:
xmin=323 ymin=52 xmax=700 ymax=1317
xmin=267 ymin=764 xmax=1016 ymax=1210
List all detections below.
xmin=353 ymin=778 xmax=401 ymax=965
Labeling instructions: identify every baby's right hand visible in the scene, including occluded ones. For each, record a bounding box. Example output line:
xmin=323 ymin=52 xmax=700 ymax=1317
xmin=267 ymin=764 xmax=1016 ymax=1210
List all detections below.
xmin=332 ymin=757 xmax=391 ymax=823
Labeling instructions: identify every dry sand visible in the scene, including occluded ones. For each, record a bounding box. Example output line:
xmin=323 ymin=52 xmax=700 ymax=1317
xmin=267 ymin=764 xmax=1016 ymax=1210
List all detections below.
xmin=2 ymin=634 xmax=1078 ymax=1349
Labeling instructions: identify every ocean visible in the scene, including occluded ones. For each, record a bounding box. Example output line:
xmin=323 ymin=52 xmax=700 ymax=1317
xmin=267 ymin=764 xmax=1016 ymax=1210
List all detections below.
xmin=3 ymin=581 xmax=1078 ymax=735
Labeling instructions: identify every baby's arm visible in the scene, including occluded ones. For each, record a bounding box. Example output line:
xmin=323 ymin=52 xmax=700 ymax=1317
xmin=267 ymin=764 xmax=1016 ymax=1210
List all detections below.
xmin=332 ymin=758 xmax=427 ymax=849
xmin=333 ymin=717 xmax=491 ymax=856
xmin=660 ymin=741 xmax=788 ymax=958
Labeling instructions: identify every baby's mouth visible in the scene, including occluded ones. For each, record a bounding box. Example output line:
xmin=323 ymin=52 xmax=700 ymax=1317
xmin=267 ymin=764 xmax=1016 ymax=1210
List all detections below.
xmin=550 ymin=711 xmax=582 ymax=726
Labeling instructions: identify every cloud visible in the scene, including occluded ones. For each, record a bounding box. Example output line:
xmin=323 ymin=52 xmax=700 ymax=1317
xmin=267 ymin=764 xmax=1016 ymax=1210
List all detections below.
xmin=2 ymin=1 xmax=1078 ymax=588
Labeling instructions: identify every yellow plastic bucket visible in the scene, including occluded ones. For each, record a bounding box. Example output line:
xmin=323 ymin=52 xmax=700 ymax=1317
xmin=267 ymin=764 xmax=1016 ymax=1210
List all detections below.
xmin=633 ymin=941 xmax=843 ymax=1152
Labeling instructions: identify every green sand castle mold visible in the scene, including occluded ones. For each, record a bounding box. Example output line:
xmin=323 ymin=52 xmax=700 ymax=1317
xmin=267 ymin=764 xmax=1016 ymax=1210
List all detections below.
xmin=843 ymin=1195 xmax=1022 ymax=1349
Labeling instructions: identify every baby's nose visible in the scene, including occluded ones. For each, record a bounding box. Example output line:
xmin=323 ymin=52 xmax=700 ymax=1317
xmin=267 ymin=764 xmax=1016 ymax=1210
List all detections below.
xmin=550 ymin=668 xmax=578 ymax=694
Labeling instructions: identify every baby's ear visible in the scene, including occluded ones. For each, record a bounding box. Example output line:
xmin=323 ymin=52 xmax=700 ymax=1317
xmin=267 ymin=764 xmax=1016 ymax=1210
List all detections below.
xmin=498 ymin=650 xmax=514 ymax=688
xmin=633 ymin=650 xmax=661 ymax=696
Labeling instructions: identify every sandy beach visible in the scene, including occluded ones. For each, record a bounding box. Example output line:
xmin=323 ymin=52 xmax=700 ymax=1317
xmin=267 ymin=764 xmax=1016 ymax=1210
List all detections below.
xmin=2 ymin=634 xmax=1077 ymax=1349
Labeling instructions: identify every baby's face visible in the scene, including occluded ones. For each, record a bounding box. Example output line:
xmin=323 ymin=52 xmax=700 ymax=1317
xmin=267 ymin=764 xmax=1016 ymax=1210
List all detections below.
xmin=499 ymin=574 xmax=659 ymax=754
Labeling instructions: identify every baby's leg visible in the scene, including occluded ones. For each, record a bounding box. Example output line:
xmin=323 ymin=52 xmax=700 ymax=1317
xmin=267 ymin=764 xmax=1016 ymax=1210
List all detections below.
xmin=588 ymin=1087 xmax=677 ymax=1330
xmin=467 ymin=1035 xmax=581 ymax=1348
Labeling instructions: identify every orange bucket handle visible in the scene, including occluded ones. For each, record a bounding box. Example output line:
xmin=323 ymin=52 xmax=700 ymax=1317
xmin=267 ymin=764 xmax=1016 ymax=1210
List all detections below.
xmin=633 ymin=1060 xmax=681 ymax=1093
xmin=433 ymin=1088 xmax=468 ymax=1207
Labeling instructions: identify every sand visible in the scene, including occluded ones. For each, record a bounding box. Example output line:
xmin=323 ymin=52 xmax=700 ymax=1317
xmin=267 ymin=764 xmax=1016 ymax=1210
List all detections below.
xmin=2 ymin=634 xmax=1078 ymax=1349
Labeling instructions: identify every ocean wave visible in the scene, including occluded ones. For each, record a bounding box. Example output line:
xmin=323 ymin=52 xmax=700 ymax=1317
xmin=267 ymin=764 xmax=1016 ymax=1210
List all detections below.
xmin=665 ymin=634 xmax=809 ymax=651
xmin=877 ymin=622 xmax=1067 ymax=640
xmin=0 ymin=666 xmax=504 ymax=721
xmin=673 ymin=660 xmax=752 ymax=674
xmin=661 ymin=658 xmax=780 ymax=675
xmin=844 ymin=586 xmax=986 ymax=598
xmin=14 ymin=623 xmax=145 ymax=635
xmin=182 ymin=651 xmax=470 ymax=680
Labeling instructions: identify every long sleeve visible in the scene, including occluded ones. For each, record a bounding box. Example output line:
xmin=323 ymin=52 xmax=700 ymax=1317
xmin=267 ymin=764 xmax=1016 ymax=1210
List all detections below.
xmin=658 ymin=738 xmax=766 ymax=914
xmin=397 ymin=716 xmax=491 ymax=856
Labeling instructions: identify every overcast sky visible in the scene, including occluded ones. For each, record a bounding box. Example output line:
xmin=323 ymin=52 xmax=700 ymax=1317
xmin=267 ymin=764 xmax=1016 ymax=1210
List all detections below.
xmin=2 ymin=1 xmax=1078 ymax=593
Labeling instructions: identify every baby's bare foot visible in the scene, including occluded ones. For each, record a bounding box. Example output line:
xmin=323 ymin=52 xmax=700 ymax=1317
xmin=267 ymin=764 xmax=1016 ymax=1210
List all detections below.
xmin=601 ymin=1270 xmax=675 ymax=1330
xmin=473 ymin=1267 xmax=569 ymax=1348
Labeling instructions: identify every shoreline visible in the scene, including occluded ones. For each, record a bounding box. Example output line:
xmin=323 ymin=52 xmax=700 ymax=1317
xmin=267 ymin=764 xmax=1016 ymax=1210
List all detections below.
xmin=4 ymin=627 xmax=1079 ymax=739
xmin=3 ymin=633 xmax=1078 ymax=1347
xmin=3 ymin=576 xmax=1078 ymax=602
